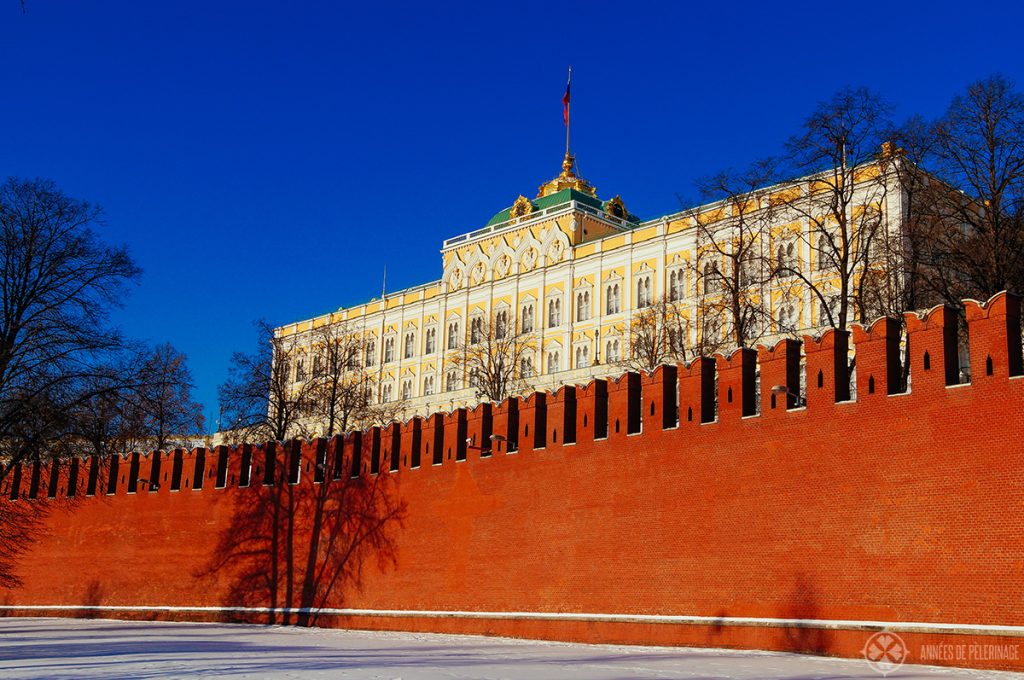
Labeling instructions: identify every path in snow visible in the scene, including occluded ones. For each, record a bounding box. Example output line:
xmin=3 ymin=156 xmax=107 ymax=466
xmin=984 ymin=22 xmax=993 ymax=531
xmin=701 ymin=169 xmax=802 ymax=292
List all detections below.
xmin=0 ymin=617 xmax=1021 ymax=679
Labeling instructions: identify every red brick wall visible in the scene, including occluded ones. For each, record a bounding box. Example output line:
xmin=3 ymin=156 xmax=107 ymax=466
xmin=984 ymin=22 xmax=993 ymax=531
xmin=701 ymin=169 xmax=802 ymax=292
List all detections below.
xmin=2 ymin=293 xmax=1024 ymax=671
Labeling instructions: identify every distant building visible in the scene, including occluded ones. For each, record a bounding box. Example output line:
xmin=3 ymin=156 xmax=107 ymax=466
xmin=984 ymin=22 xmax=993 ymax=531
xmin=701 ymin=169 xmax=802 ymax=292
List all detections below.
xmin=276 ymin=147 xmax=910 ymax=427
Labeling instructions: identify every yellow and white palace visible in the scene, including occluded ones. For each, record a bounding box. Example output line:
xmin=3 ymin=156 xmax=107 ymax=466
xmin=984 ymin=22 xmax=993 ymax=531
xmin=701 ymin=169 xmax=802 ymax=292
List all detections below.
xmin=276 ymin=149 xmax=905 ymax=418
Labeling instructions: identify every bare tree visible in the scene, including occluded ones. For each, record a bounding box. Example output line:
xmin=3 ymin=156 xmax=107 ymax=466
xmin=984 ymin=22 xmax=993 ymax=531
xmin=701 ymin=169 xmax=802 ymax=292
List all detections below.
xmin=772 ymin=87 xmax=896 ymax=331
xmin=625 ymin=296 xmax=706 ymax=372
xmin=129 ymin=342 xmax=205 ymax=450
xmin=219 ymin=320 xmax=313 ymax=444
xmin=449 ymin=313 xmax=535 ymax=402
xmin=917 ymin=75 xmax=1024 ymax=302
xmin=686 ymin=160 xmax=778 ymax=348
xmin=0 ymin=177 xmax=140 ymax=483
xmin=305 ymin=321 xmax=399 ymax=437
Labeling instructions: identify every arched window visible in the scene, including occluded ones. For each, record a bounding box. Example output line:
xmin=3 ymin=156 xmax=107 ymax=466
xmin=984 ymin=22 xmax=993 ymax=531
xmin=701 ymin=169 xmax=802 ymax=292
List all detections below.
xmin=312 ymin=353 xmax=323 ymax=378
xmin=384 ymin=338 xmax=395 ymax=363
xmin=547 ymin=350 xmax=560 ymax=372
xmin=521 ymin=304 xmax=534 ymax=333
xmin=816 ymin=235 xmax=830 ymax=271
xmin=423 ymin=375 xmax=434 ymax=396
xmin=520 ymin=355 xmax=534 ymax=378
xmin=669 ymin=270 xmax=682 ymax=301
xmin=447 ymin=322 xmax=459 ymax=350
xmin=702 ymin=262 xmax=718 ymax=295
xmin=548 ymin=298 xmax=561 ymax=327
xmin=606 ymin=284 xmax=621 ymax=314
xmin=382 ymin=383 xmax=393 ymax=402
xmin=404 ymin=332 xmax=415 ymax=359
xmin=470 ymin=317 xmax=483 ymax=344
xmin=495 ymin=310 xmax=509 ymax=339
xmin=365 ymin=339 xmax=376 ymax=367
xmin=576 ymin=291 xmax=590 ymax=321
xmin=294 ymin=357 xmax=306 ymax=382
xmin=445 ymin=370 xmax=458 ymax=392
xmin=425 ymin=328 xmax=436 ymax=354
xmin=401 ymin=380 xmax=412 ymax=400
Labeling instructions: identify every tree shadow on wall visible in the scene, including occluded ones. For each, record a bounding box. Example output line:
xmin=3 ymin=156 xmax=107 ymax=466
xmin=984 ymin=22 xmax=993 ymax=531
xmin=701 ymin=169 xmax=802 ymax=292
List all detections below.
xmin=0 ymin=462 xmax=91 ymax=593
xmin=780 ymin=573 xmax=828 ymax=655
xmin=198 ymin=439 xmax=407 ymax=627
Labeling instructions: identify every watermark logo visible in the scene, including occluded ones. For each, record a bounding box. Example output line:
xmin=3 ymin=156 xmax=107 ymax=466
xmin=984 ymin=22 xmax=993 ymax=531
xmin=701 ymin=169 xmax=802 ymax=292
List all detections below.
xmin=863 ymin=630 xmax=908 ymax=676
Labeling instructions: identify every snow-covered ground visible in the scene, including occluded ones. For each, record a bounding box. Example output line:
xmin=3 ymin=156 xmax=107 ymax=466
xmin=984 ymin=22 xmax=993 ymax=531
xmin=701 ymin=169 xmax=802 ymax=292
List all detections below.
xmin=0 ymin=617 xmax=1021 ymax=679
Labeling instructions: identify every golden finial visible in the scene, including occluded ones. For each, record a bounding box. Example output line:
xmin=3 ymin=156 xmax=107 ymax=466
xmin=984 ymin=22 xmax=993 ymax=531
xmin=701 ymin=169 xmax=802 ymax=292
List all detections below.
xmin=537 ymin=152 xmax=597 ymax=198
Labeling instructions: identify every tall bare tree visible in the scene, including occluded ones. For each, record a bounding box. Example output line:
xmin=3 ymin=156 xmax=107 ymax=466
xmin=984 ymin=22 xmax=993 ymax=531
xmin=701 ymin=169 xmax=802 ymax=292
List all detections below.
xmin=625 ymin=296 xmax=709 ymax=372
xmin=0 ymin=177 xmax=140 ymax=483
xmin=686 ymin=160 xmax=778 ymax=348
xmin=449 ymin=313 xmax=535 ymax=402
xmin=918 ymin=75 xmax=1024 ymax=302
xmin=219 ymin=320 xmax=313 ymax=443
xmin=305 ymin=321 xmax=399 ymax=437
xmin=130 ymin=342 xmax=205 ymax=450
xmin=772 ymin=87 xmax=896 ymax=331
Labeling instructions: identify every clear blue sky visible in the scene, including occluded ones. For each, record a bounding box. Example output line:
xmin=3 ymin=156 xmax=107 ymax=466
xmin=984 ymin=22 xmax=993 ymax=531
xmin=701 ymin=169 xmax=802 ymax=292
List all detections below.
xmin=3 ymin=1 xmax=1022 ymax=425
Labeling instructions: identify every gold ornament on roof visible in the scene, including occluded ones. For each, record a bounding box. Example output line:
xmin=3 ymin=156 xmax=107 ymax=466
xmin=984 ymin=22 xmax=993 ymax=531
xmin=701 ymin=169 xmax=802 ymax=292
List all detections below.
xmin=604 ymin=195 xmax=628 ymax=219
xmin=537 ymin=152 xmax=597 ymax=198
xmin=510 ymin=195 xmax=534 ymax=219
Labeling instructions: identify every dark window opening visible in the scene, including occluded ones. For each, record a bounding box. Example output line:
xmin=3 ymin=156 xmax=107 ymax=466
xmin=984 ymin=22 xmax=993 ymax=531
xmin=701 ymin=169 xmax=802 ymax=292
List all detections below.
xmin=626 ymin=373 xmax=641 ymax=434
xmin=615 ymin=419 xmax=620 ymax=433
xmin=727 ymin=386 xmax=733 ymax=403
xmin=771 ymin=393 xmax=777 ymax=409
xmin=923 ymin=351 xmax=931 ymax=371
xmin=506 ymin=399 xmax=519 ymax=452
xmin=432 ymin=416 xmax=444 ymax=464
xmin=533 ymin=394 xmax=547 ymax=448
xmin=390 ymin=427 xmax=401 ymax=471
xmin=563 ymin=388 xmax=576 ymax=444
xmin=127 ymin=454 xmax=140 ymax=493
xmin=262 ymin=446 xmax=275 ymax=486
xmin=216 ymin=447 xmax=229 ymax=488
xmin=171 ymin=451 xmax=184 ymax=491
xmin=149 ymin=453 xmax=162 ymax=492
xmin=67 ymin=458 xmax=79 ymax=497
xmin=479 ymin=408 xmax=493 ymax=458
xmin=370 ymin=428 xmax=381 ymax=474
xmin=594 ymin=380 xmax=609 ymax=438
xmin=986 ymin=355 xmax=994 ymax=376
xmin=314 ymin=441 xmax=327 ymax=483
xmin=350 ymin=432 xmax=363 ymax=478
xmin=552 ymin=429 xmax=558 ymax=443
xmin=817 ymin=369 xmax=824 ymax=388
xmin=239 ymin=448 xmax=252 ymax=487
xmin=456 ymin=411 xmax=468 ymax=460
xmin=288 ymin=444 xmax=301 ymax=484
xmin=868 ymin=376 xmax=876 ymax=394
xmin=583 ymin=414 xmax=588 ymax=428
xmin=411 ymin=422 xmax=422 ymax=468
xmin=687 ymin=406 xmax=693 ymax=422
xmin=86 ymin=456 xmax=99 ymax=496
xmin=28 ymin=462 xmax=41 ymax=499
xmin=650 ymin=401 xmax=656 ymax=416
xmin=47 ymin=460 xmax=60 ymax=498
xmin=193 ymin=450 xmax=206 ymax=490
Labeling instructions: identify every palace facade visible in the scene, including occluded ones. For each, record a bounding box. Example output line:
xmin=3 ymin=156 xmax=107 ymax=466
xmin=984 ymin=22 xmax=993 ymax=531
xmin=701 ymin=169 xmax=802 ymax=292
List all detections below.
xmin=276 ymin=148 xmax=907 ymax=423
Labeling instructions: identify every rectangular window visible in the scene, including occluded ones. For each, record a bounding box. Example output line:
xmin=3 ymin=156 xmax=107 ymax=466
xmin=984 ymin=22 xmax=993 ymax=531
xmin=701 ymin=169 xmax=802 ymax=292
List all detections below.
xmin=193 ymin=449 xmax=206 ymax=490
xmin=239 ymin=448 xmax=252 ymax=488
xmin=171 ymin=450 xmax=183 ymax=491
xmin=127 ymin=453 xmax=140 ymax=494
xmin=86 ymin=456 xmax=99 ymax=496
xmin=216 ymin=447 xmax=229 ymax=488
xmin=47 ymin=460 xmax=60 ymax=499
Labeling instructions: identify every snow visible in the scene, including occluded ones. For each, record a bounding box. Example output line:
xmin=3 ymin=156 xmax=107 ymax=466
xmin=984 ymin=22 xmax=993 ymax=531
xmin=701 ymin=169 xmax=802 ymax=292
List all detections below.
xmin=0 ymin=617 xmax=1020 ymax=679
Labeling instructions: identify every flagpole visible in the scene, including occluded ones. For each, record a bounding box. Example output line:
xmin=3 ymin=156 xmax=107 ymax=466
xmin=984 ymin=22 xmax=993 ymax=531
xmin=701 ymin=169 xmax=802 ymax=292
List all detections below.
xmin=565 ymin=66 xmax=572 ymax=157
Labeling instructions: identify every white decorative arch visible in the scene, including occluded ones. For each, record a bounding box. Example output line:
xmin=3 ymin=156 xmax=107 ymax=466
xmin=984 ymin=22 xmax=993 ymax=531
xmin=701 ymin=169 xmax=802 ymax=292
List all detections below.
xmin=541 ymin=227 xmax=572 ymax=266
xmin=488 ymin=242 xmax=516 ymax=280
xmin=514 ymin=234 xmax=542 ymax=273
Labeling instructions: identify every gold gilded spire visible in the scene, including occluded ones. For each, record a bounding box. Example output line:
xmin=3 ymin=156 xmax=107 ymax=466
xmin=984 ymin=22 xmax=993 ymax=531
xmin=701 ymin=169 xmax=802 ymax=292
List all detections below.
xmin=537 ymin=152 xmax=597 ymax=198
